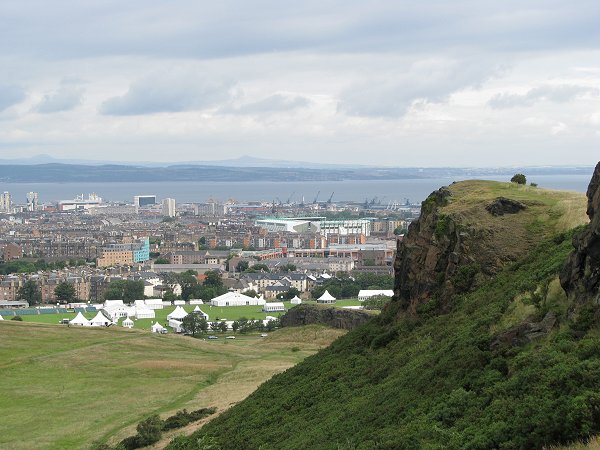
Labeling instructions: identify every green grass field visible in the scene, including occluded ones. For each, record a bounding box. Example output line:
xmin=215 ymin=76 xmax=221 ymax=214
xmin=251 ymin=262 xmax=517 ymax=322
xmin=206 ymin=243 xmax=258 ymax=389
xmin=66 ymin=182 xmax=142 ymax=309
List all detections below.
xmin=0 ymin=321 xmax=345 ymax=449
xmin=1 ymin=299 xmax=363 ymax=331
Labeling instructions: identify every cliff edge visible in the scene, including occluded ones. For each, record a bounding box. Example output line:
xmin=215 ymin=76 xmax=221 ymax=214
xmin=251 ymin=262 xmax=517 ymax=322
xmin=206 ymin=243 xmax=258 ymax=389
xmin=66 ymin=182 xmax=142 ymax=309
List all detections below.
xmin=561 ymin=162 xmax=600 ymax=322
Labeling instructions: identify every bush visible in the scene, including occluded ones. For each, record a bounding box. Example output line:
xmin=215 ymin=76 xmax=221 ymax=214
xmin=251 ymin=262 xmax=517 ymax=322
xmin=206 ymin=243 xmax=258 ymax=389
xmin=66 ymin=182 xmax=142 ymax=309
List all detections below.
xmin=511 ymin=173 xmax=527 ymax=184
xmin=136 ymin=415 xmax=163 ymax=447
xmin=11 ymin=315 xmax=23 ymax=321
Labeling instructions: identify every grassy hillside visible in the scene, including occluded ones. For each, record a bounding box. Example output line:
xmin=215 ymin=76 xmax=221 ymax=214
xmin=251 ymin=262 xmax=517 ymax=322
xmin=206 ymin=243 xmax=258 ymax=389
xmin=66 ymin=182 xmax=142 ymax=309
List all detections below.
xmin=0 ymin=323 xmax=344 ymax=449
xmin=171 ymin=183 xmax=599 ymax=449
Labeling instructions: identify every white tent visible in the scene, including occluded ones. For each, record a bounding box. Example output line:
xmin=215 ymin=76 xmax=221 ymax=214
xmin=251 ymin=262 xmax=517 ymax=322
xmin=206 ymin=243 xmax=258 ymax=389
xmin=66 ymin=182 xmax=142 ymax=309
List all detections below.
xmin=189 ymin=299 xmax=204 ymax=305
xmin=193 ymin=306 xmax=209 ymax=320
xmin=0 ymin=314 xmax=4 ymax=321
xmin=167 ymin=306 xmax=188 ymax=320
xmin=145 ymin=298 xmax=164 ymax=310
xmin=317 ymin=290 xmax=336 ymax=304
xmin=169 ymin=319 xmax=184 ymax=333
xmin=90 ymin=311 xmax=112 ymax=327
xmin=174 ymin=300 xmax=186 ymax=306
xmin=290 ymin=295 xmax=302 ymax=305
xmin=151 ymin=322 xmax=167 ymax=333
xmin=122 ymin=317 xmax=134 ymax=328
xmin=263 ymin=302 xmax=285 ymax=312
xmin=357 ymin=289 xmax=394 ymax=300
xmin=69 ymin=312 xmax=90 ymax=326
xmin=211 ymin=291 xmax=266 ymax=307
xmin=135 ymin=307 xmax=155 ymax=319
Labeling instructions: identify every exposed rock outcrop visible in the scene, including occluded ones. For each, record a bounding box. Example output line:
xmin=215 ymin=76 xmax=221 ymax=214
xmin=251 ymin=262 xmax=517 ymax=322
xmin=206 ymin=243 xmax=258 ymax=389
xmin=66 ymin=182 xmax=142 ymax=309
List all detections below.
xmin=281 ymin=304 xmax=371 ymax=330
xmin=560 ymin=162 xmax=600 ymax=314
xmin=486 ymin=197 xmax=526 ymax=216
xmin=393 ymin=179 xmax=587 ymax=314
xmin=491 ymin=312 xmax=557 ymax=350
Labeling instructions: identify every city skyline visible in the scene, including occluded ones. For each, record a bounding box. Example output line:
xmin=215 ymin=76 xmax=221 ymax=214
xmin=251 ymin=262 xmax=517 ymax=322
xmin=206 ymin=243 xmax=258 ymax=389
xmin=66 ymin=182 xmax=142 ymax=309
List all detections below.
xmin=0 ymin=1 xmax=599 ymax=167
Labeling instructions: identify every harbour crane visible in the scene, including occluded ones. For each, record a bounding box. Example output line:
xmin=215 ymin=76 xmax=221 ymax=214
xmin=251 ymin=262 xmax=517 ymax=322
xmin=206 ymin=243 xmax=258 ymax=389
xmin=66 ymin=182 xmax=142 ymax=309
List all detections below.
xmin=327 ymin=192 xmax=334 ymax=203
xmin=313 ymin=191 xmax=320 ymax=204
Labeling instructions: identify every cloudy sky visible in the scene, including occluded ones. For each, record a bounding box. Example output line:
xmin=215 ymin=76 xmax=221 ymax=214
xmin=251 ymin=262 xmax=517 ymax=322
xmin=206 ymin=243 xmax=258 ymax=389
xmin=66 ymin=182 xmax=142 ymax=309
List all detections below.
xmin=0 ymin=0 xmax=599 ymax=167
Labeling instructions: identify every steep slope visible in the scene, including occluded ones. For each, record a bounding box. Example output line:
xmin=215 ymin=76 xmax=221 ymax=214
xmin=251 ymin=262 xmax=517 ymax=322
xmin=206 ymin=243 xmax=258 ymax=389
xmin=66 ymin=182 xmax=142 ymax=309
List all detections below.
xmin=169 ymin=178 xmax=599 ymax=450
xmin=561 ymin=162 xmax=600 ymax=323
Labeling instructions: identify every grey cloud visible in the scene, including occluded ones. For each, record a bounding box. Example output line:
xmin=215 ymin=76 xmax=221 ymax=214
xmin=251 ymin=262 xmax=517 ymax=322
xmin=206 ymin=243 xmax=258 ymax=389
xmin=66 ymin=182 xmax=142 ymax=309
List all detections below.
xmin=36 ymin=83 xmax=83 ymax=113
xmin=1 ymin=1 xmax=599 ymax=60
xmin=489 ymin=84 xmax=600 ymax=108
xmin=338 ymin=59 xmax=496 ymax=118
xmin=224 ymin=94 xmax=311 ymax=115
xmin=0 ymin=84 xmax=26 ymax=111
xmin=100 ymin=72 xmax=233 ymax=115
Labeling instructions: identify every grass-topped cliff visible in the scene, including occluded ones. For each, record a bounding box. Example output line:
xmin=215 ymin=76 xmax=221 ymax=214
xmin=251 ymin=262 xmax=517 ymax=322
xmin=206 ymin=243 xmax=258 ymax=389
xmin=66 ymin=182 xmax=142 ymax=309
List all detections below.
xmin=169 ymin=175 xmax=600 ymax=450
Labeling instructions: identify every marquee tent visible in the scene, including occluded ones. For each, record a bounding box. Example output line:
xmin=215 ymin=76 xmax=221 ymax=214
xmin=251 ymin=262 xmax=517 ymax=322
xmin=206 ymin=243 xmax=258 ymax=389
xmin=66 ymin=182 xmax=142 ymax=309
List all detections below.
xmin=317 ymin=290 xmax=336 ymax=304
xmin=69 ymin=312 xmax=90 ymax=326
xmin=167 ymin=306 xmax=188 ymax=320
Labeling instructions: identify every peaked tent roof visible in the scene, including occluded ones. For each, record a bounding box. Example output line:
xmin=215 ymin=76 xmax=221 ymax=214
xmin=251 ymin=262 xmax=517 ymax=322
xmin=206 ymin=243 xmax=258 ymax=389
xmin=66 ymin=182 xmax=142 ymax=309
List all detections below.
xmin=151 ymin=321 xmax=166 ymax=331
xmin=167 ymin=305 xmax=188 ymax=320
xmin=318 ymin=290 xmax=336 ymax=301
xmin=290 ymin=295 xmax=302 ymax=304
xmin=90 ymin=311 xmax=111 ymax=325
xmin=0 ymin=314 xmax=4 ymax=320
xmin=70 ymin=311 xmax=90 ymax=325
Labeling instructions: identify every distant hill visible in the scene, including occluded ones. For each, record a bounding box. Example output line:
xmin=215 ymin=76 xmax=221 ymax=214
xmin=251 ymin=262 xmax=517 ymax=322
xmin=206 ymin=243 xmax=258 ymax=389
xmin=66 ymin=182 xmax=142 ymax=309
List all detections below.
xmin=0 ymin=161 xmax=594 ymax=183
xmin=170 ymin=169 xmax=600 ymax=449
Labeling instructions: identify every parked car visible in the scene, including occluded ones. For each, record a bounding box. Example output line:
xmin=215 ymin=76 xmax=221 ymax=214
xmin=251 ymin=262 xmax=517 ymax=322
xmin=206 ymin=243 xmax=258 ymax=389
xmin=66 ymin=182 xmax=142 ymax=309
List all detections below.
xmin=260 ymin=333 xmax=268 ymax=338
xmin=225 ymin=336 xmax=236 ymax=340
xmin=207 ymin=335 xmax=218 ymax=340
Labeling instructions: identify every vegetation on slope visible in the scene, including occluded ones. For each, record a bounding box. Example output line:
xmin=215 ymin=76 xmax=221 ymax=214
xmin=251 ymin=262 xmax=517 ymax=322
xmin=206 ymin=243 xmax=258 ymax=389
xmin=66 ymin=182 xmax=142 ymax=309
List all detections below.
xmin=171 ymin=227 xmax=600 ymax=450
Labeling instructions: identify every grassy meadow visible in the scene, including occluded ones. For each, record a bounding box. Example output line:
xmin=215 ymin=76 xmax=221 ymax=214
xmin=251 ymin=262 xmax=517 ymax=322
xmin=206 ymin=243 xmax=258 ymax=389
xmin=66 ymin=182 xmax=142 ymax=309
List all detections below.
xmin=0 ymin=321 xmax=345 ymax=449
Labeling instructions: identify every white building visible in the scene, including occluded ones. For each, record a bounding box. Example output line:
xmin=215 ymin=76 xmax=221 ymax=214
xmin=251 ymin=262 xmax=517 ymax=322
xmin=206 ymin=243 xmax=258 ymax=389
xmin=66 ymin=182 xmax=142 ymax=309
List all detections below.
xmin=26 ymin=192 xmax=39 ymax=212
xmin=162 ymin=198 xmax=176 ymax=217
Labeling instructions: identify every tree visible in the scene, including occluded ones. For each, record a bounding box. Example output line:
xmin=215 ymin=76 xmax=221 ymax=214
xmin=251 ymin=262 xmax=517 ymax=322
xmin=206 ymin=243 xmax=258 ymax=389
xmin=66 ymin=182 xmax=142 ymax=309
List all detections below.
xmin=279 ymin=263 xmax=297 ymax=272
xmin=104 ymin=280 xmax=144 ymax=302
xmin=203 ymin=270 xmax=223 ymax=288
xmin=363 ymin=295 xmax=391 ymax=310
xmin=17 ymin=280 xmax=41 ymax=305
xmin=283 ymin=287 xmax=301 ymax=300
xmin=511 ymin=173 xmax=527 ymax=185
xmin=155 ymin=257 xmax=170 ymax=264
xmin=242 ymin=289 xmax=257 ymax=298
xmin=54 ymin=282 xmax=76 ymax=303
xmin=181 ymin=314 xmax=206 ymax=337
xmin=218 ymin=321 xmax=228 ymax=333
xmin=236 ymin=261 xmax=250 ymax=272
xmin=210 ymin=321 xmax=220 ymax=332
xmin=231 ymin=321 xmax=240 ymax=333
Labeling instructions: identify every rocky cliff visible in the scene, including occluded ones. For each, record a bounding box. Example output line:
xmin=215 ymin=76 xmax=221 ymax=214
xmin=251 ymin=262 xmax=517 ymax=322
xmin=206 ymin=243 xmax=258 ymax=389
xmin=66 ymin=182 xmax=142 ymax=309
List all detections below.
xmin=560 ymin=161 xmax=600 ymax=319
xmin=394 ymin=179 xmax=588 ymax=313
xmin=281 ymin=304 xmax=372 ymax=330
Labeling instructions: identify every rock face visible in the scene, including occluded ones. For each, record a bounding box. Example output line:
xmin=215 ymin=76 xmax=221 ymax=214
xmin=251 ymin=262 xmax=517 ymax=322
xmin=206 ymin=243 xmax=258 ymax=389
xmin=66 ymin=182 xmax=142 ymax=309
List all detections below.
xmin=281 ymin=304 xmax=371 ymax=330
xmin=394 ymin=187 xmax=484 ymax=311
xmin=486 ymin=197 xmax=526 ymax=216
xmin=560 ymin=162 xmax=600 ymax=311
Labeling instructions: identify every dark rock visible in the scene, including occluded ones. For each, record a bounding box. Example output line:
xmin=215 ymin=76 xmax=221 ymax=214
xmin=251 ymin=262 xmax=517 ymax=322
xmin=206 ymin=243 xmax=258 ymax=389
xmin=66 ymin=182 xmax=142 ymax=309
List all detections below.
xmin=281 ymin=304 xmax=371 ymax=330
xmin=491 ymin=312 xmax=557 ymax=350
xmin=560 ymin=162 xmax=600 ymax=316
xmin=486 ymin=197 xmax=527 ymax=216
